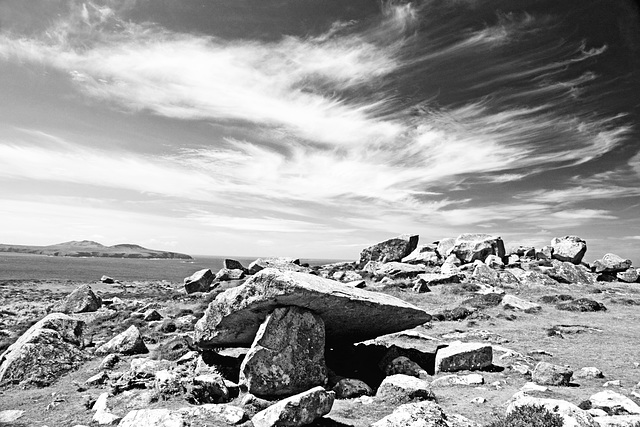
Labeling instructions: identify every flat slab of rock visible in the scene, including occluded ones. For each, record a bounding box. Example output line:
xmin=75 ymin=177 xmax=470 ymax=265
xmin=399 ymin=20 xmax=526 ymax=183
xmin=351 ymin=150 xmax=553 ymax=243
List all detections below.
xmin=435 ymin=342 xmax=492 ymax=373
xmin=240 ymin=306 xmax=327 ymax=397
xmin=195 ymin=269 xmax=432 ymax=347
xmin=251 ymin=386 xmax=334 ymax=427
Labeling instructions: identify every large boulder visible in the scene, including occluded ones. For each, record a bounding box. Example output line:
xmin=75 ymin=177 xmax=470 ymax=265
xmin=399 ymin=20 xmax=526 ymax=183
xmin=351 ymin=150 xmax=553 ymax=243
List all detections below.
xmin=239 ymin=306 xmax=327 ymax=397
xmin=248 ymin=257 xmax=309 ymax=275
xmin=546 ymin=260 xmax=596 ymax=285
xmin=551 ymin=236 xmax=587 ymax=264
xmin=53 ymin=284 xmax=101 ymax=314
xmin=195 ymin=269 xmax=431 ymax=348
xmin=251 ymin=386 xmax=334 ymax=427
xmin=435 ymin=342 xmax=493 ymax=373
xmin=95 ymin=325 xmax=148 ymax=355
xmin=359 ymin=234 xmax=419 ymax=265
xmin=0 ymin=313 xmax=85 ymax=386
xmin=451 ymin=234 xmax=505 ymax=264
xmin=593 ymin=254 xmax=632 ymax=273
xmin=184 ymin=269 xmax=215 ymax=294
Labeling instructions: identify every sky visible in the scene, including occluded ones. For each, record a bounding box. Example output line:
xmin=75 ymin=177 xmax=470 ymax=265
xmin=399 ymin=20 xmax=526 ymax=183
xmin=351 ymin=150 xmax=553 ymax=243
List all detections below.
xmin=0 ymin=0 xmax=639 ymax=262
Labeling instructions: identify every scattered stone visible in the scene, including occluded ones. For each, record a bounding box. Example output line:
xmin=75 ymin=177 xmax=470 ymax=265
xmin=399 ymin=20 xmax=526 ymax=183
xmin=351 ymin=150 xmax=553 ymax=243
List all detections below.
xmin=53 ymin=284 xmax=102 ymax=314
xmin=224 ymin=258 xmax=248 ymax=272
xmin=195 ymin=268 xmax=431 ymax=348
xmin=178 ymin=404 xmax=246 ymax=425
xmin=95 ymin=325 xmax=148 ymax=356
xmin=402 ymin=244 xmax=441 ymax=266
xmin=412 ymin=278 xmax=431 ymax=293
xmin=101 ymin=275 xmax=116 ymax=284
xmin=472 ymin=264 xmax=500 ymax=285
xmin=462 ymin=293 xmax=504 ymax=309
xmin=184 ymin=269 xmax=215 ymax=294
xmin=118 ymin=408 xmax=183 ymax=427
xmin=431 ymin=373 xmax=484 ymax=387
xmin=604 ymin=380 xmax=623 ymax=387
xmin=520 ymin=382 xmax=548 ymax=392
xmin=551 ymin=236 xmax=587 ymax=264
xmin=187 ymin=374 xmax=229 ymax=404
xmin=417 ymin=272 xmax=463 ymax=286
xmin=376 ymin=374 xmax=435 ymax=403
xmin=143 ymin=309 xmax=162 ymax=322
xmin=215 ymin=268 xmax=246 ymax=281
xmin=383 ymin=356 xmax=428 ymax=379
xmin=471 ymin=397 xmax=487 ymax=404
xmin=371 ymin=401 xmax=447 ymax=427
xmin=540 ymin=294 xmax=574 ymax=304
xmin=576 ymin=367 xmax=605 ymax=379
xmin=332 ymin=378 xmax=373 ymax=399
xmin=451 ymin=234 xmax=505 ymax=263
xmin=359 ymin=234 xmax=419 ymax=265
xmin=532 ymin=361 xmax=573 ymax=386
xmin=556 ymin=298 xmax=607 ymax=312
xmin=592 ymin=415 xmax=640 ymax=426
xmin=0 ymin=410 xmax=25 ymax=423
xmin=248 ymin=257 xmax=308 ymax=275
xmin=502 ymin=294 xmax=541 ymax=311
xmin=239 ymin=306 xmax=327 ymax=397
xmin=514 ymin=269 xmax=560 ymax=287
xmin=547 ymin=260 xmax=596 ymax=285
xmin=435 ymin=342 xmax=492 ymax=373
xmin=0 ymin=313 xmax=86 ymax=386
xmin=251 ymin=386 xmax=334 ymax=427
xmin=154 ymin=370 xmax=182 ymax=396
xmin=92 ymin=392 xmax=121 ymax=425
xmin=590 ymin=390 xmax=640 ymax=415
xmin=618 ymin=269 xmax=639 ymax=283
xmin=593 ymin=254 xmax=633 ymax=273
xmin=85 ymin=370 xmax=109 ymax=386
xmin=376 ymin=262 xmax=428 ymax=279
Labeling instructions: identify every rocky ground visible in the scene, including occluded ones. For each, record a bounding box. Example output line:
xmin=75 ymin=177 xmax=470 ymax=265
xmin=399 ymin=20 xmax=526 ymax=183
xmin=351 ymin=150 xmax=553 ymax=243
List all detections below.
xmin=1 ymin=233 xmax=640 ymax=427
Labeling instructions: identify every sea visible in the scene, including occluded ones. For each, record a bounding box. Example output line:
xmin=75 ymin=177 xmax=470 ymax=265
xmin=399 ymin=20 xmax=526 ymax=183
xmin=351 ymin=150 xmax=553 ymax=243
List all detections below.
xmin=0 ymin=253 xmax=350 ymax=283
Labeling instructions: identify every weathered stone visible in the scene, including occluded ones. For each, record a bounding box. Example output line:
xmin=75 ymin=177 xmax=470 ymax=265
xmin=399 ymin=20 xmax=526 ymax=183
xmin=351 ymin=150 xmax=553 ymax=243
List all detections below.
xmin=618 ymin=269 xmax=639 ymax=283
xmin=251 ymin=386 xmax=334 ymax=427
xmin=402 ymin=244 xmax=441 ymax=266
xmin=441 ymin=254 xmax=462 ymax=275
xmin=431 ymin=373 xmax=484 ymax=387
xmin=195 ymin=269 xmax=431 ymax=348
xmin=357 ymin=331 xmax=439 ymax=376
xmin=546 ymin=260 xmax=597 ymax=285
xmin=511 ymin=269 xmax=559 ymax=287
xmin=178 ymin=404 xmax=246 ymax=425
xmin=154 ymin=370 xmax=182 ymax=396
xmin=532 ymin=361 xmax=573 ymax=386
xmin=130 ymin=358 xmax=175 ymax=377
xmin=501 ymin=294 xmax=541 ymax=311
xmin=239 ymin=306 xmax=327 ymax=397
xmin=485 ymin=254 xmax=504 ymax=268
xmin=359 ymin=234 xmax=419 ymax=265
xmin=576 ymin=367 xmax=604 ymax=379
xmin=592 ymin=415 xmax=640 ymax=426
xmin=551 ymin=236 xmax=587 ymax=264
xmin=248 ymin=257 xmax=308 ymax=275
xmin=215 ymin=268 xmax=246 ymax=281
xmin=436 ymin=238 xmax=456 ymax=260
xmin=383 ymin=356 xmax=428 ymax=378
xmin=451 ymin=234 xmax=505 ymax=264
xmin=184 ymin=269 xmax=214 ymax=294
xmin=412 ymin=278 xmax=431 ymax=293
xmin=590 ymin=390 xmax=640 ymax=415
xmin=118 ymin=409 xmax=183 ymax=427
xmin=332 ymin=378 xmax=373 ymax=399
xmin=188 ymin=374 xmax=229 ymax=404
xmin=372 ymin=401 xmax=448 ymax=427
xmin=593 ymin=254 xmax=632 ymax=273
xmin=0 ymin=313 xmax=85 ymax=386
xmin=93 ymin=392 xmax=121 ymax=425
xmin=99 ymin=354 xmax=120 ymax=370
xmin=377 ymin=374 xmax=435 ymax=403
xmin=418 ymin=272 xmax=463 ymax=286
xmin=53 ymin=284 xmax=101 ymax=314
xmin=472 ymin=263 xmax=499 ymax=285
xmin=376 ymin=262 xmax=428 ymax=279
xmin=224 ymin=258 xmax=248 ymax=272
xmin=435 ymin=342 xmax=493 ymax=373
xmin=556 ymin=298 xmax=607 ymax=312
xmin=508 ymin=394 xmax=597 ymax=427
xmin=513 ymin=246 xmax=536 ymax=258
xmin=101 ymin=275 xmax=116 ymax=284
xmin=85 ymin=370 xmax=109 ymax=386
xmin=0 ymin=410 xmax=25 ymax=423
xmin=95 ymin=325 xmax=148 ymax=355
xmin=143 ymin=309 xmax=162 ymax=321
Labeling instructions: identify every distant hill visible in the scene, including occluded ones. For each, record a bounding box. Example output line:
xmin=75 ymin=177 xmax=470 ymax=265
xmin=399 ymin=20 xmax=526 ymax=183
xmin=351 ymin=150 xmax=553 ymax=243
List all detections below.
xmin=0 ymin=240 xmax=193 ymax=259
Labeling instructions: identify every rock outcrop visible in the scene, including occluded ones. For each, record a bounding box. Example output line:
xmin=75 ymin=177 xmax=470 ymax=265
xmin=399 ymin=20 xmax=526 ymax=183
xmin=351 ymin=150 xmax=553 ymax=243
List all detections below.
xmin=359 ymin=234 xmax=419 ymax=265
xmin=195 ymin=269 xmax=431 ymax=348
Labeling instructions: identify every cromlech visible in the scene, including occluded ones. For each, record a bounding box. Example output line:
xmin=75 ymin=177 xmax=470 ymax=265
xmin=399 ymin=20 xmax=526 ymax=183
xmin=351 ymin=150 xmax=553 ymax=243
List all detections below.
xmin=1 ymin=233 xmax=639 ymax=426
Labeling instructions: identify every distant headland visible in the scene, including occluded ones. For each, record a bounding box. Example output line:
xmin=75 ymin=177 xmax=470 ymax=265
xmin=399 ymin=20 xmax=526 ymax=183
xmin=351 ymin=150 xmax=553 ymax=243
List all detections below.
xmin=0 ymin=240 xmax=193 ymax=259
